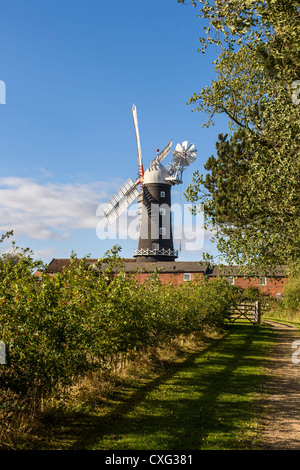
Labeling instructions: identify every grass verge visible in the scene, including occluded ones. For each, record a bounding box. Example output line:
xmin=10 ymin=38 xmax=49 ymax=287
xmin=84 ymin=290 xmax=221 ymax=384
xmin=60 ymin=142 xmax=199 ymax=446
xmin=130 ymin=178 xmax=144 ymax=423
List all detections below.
xmin=14 ymin=322 xmax=275 ymax=450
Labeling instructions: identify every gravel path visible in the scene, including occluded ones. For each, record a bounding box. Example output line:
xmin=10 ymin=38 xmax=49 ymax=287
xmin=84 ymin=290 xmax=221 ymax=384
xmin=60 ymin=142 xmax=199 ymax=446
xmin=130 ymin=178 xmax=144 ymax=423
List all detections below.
xmin=260 ymin=321 xmax=300 ymax=450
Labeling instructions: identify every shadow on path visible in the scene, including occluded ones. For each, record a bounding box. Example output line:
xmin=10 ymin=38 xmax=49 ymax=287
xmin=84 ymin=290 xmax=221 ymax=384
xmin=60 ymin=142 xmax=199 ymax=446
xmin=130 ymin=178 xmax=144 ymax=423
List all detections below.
xmin=51 ymin=324 xmax=272 ymax=450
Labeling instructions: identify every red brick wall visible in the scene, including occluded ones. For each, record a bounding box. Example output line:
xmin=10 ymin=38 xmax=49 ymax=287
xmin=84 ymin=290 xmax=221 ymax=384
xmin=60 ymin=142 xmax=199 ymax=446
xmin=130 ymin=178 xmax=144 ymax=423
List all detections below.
xmin=134 ymin=272 xmax=203 ymax=285
xmin=233 ymin=276 xmax=287 ymax=298
xmin=131 ymin=271 xmax=287 ymax=298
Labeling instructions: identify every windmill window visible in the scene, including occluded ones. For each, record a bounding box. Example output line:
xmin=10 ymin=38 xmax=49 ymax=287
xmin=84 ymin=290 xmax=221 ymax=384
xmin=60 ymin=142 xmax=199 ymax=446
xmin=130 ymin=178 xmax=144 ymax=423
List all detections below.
xmin=259 ymin=277 xmax=267 ymax=285
xmin=159 ymin=208 xmax=166 ymax=216
xmin=160 ymin=191 xmax=165 ymax=198
xmin=160 ymin=227 xmax=166 ymax=235
xmin=183 ymin=273 xmax=191 ymax=282
xmin=152 ymin=242 xmax=159 ymax=251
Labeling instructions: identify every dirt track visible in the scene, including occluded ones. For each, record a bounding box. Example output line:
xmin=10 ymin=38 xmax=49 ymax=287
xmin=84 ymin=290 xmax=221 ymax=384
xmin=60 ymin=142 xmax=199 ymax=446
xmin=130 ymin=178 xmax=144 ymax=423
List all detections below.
xmin=260 ymin=321 xmax=300 ymax=449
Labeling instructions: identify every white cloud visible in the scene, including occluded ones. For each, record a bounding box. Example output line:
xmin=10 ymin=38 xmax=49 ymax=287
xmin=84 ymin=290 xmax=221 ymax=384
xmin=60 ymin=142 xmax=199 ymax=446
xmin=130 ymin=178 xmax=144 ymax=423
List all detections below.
xmin=33 ymin=246 xmax=58 ymax=259
xmin=0 ymin=177 xmax=115 ymax=241
xmin=0 ymin=176 xmax=218 ymax=261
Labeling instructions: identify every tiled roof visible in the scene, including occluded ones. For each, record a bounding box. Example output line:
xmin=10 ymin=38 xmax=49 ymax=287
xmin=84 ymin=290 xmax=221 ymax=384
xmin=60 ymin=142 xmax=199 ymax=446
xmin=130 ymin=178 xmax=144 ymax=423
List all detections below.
xmin=45 ymin=258 xmax=72 ymax=273
xmin=45 ymin=258 xmax=208 ymax=274
xmin=205 ymin=265 xmax=287 ymax=277
xmin=45 ymin=258 xmax=287 ymax=277
xmin=123 ymin=261 xmax=209 ymax=273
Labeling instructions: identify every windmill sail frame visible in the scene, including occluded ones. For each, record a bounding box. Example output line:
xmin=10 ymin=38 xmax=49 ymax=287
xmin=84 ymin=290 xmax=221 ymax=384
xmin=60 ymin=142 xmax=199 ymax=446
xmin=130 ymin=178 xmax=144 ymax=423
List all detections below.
xmin=102 ymin=178 xmax=139 ymax=224
xmin=132 ymin=104 xmax=144 ymax=179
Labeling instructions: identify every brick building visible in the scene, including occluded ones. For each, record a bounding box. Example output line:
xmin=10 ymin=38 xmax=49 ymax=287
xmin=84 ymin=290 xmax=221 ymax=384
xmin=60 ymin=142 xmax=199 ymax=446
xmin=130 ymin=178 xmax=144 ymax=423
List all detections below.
xmin=45 ymin=258 xmax=287 ymax=298
xmin=205 ymin=265 xmax=287 ymax=299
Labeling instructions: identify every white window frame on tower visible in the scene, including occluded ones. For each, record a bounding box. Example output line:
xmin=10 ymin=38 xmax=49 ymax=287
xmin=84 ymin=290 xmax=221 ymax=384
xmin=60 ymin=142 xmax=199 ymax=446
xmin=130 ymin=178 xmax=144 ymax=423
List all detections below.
xmin=152 ymin=242 xmax=159 ymax=251
xmin=159 ymin=227 xmax=166 ymax=235
xmin=160 ymin=191 xmax=165 ymax=198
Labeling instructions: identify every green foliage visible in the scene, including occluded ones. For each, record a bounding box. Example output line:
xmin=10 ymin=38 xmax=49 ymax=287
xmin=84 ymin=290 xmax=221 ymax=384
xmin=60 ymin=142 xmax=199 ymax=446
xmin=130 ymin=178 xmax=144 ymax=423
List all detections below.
xmin=178 ymin=0 xmax=300 ymax=79
xmin=180 ymin=0 xmax=300 ymax=271
xmin=239 ymin=287 xmax=263 ymax=303
xmin=0 ymin=237 xmax=236 ymax=414
xmin=281 ymin=266 xmax=300 ymax=312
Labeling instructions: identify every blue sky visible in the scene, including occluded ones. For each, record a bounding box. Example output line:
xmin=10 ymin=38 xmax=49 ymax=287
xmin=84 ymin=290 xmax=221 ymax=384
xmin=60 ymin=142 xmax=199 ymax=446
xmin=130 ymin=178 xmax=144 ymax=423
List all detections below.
xmin=0 ymin=0 xmax=227 ymax=264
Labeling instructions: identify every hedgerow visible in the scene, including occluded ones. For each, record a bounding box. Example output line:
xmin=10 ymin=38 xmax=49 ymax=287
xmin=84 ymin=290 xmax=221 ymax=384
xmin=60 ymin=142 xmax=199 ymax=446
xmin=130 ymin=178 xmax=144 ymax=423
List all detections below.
xmin=0 ymin=234 xmax=236 ymax=438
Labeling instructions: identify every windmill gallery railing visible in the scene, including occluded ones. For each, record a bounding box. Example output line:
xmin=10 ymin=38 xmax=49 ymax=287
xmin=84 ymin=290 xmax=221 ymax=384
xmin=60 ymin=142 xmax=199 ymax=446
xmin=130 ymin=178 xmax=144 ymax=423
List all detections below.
xmin=133 ymin=248 xmax=179 ymax=258
xmin=229 ymin=301 xmax=261 ymax=325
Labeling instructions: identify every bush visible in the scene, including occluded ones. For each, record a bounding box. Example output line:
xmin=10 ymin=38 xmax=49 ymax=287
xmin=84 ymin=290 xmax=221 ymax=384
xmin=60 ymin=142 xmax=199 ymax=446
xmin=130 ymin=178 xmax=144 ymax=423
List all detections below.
xmin=280 ymin=267 xmax=300 ymax=314
xmin=0 ymin=235 xmax=236 ymax=424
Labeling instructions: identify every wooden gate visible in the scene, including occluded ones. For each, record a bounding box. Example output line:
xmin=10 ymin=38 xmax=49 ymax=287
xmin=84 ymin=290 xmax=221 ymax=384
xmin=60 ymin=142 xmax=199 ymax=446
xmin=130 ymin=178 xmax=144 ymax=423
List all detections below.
xmin=229 ymin=301 xmax=261 ymax=325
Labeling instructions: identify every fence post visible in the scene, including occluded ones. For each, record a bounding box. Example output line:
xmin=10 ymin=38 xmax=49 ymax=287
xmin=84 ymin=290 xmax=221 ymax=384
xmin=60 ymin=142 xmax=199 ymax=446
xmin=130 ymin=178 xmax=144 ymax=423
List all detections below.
xmin=0 ymin=341 xmax=6 ymax=364
xmin=255 ymin=301 xmax=261 ymax=324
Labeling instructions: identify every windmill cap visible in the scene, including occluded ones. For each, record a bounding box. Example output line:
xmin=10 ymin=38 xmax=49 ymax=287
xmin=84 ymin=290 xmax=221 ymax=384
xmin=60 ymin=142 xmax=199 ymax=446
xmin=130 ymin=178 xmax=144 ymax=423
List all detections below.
xmin=143 ymin=160 xmax=171 ymax=185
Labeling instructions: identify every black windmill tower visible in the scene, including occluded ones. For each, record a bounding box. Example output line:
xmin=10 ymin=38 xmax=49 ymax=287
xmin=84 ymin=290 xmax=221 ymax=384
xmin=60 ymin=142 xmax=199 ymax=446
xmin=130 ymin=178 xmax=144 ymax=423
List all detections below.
xmin=102 ymin=105 xmax=197 ymax=262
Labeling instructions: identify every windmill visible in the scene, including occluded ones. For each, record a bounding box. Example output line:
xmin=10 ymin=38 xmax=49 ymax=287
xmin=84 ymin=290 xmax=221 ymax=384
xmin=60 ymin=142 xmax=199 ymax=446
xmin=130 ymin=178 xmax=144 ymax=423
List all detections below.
xmin=102 ymin=105 xmax=197 ymax=261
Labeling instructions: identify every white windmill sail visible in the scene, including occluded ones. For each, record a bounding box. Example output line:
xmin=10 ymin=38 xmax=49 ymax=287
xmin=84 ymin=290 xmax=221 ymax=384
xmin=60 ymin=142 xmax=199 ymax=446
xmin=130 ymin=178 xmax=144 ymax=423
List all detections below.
xmin=149 ymin=139 xmax=173 ymax=168
xmin=103 ymin=178 xmax=139 ymax=225
xmin=132 ymin=104 xmax=144 ymax=179
xmin=137 ymin=193 xmax=143 ymax=229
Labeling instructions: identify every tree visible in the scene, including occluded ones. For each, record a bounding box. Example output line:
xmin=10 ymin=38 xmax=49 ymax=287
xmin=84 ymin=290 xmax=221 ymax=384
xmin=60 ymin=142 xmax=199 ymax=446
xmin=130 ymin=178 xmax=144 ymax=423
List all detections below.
xmin=178 ymin=0 xmax=300 ymax=273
